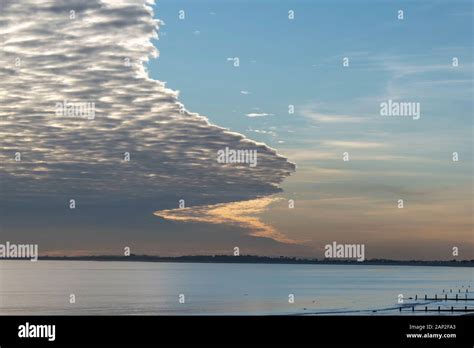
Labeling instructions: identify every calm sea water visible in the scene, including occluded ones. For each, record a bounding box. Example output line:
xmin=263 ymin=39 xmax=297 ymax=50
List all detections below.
xmin=0 ymin=261 xmax=472 ymax=315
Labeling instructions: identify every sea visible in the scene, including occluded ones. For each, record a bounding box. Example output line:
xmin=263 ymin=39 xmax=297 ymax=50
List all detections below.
xmin=0 ymin=261 xmax=472 ymax=315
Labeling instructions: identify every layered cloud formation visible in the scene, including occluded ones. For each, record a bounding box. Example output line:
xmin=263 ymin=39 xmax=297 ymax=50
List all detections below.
xmin=0 ymin=0 xmax=295 ymax=210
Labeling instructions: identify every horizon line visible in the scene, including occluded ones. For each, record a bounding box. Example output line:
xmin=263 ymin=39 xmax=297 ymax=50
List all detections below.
xmin=3 ymin=254 xmax=472 ymax=266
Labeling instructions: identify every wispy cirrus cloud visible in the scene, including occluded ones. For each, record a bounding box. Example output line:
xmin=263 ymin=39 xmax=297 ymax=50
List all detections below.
xmin=245 ymin=112 xmax=274 ymax=118
xmin=300 ymin=107 xmax=368 ymax=123
xmin=320 ymin=140 xmax=387 ymax=149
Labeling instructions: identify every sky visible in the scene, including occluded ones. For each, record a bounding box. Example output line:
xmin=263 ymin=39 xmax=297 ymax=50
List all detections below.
xmin=1 ymin=0 xmax=473 ymax=260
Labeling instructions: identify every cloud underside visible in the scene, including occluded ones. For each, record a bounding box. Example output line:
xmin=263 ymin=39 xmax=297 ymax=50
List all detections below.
xmin=0 ymin=0 xmax=295 ymax=213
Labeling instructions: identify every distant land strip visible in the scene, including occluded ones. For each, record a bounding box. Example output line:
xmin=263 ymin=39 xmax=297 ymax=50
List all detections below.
xmin=2 ymin=255 xmax=472 ymax=267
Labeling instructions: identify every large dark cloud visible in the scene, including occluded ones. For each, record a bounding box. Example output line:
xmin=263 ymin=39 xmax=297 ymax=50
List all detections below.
xmin=0 ymin=0 xmax=295 ymax=209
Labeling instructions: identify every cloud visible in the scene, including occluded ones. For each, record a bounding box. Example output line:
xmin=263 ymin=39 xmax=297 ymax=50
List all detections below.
xmin=300 ymin=108 xmax=368 ymax=123
xmin=247 ymin=128 xmax=276 ymax=136
xmin=0 ymin=0 xmax=295 ymax=215
xmin=245 ymin=112 xmax=274 ymax=118
xmin=240 ymin=90 xmax=251 ymax=95
xmin=298 ymin=102 xmax=370 ymax=123
xmin=320 ymin=141 xmax=387 ymax=149
xmin=154 ymin=197 xmax=298 ymax=244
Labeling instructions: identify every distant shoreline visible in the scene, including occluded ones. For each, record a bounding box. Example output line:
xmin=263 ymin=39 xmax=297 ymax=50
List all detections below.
xmin=2 ymin=255 xmax=472 ymax=267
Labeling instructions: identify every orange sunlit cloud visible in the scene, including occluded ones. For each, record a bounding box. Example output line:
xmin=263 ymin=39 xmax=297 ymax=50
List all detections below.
xmin=154 ymin=197 xmax=299 ymax=244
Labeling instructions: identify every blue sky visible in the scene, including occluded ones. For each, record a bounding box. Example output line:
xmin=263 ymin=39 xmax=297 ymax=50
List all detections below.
xmin=147 ymin=0 xmax=473 ymax=259
xmin=149 ymin=0 xmax=472 ymax=135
